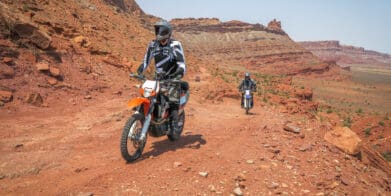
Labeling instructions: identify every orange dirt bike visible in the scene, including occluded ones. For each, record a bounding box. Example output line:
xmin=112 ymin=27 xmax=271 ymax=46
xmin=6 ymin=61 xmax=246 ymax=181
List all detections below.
xmin=120 ymin=72 xmax=189 ymax=162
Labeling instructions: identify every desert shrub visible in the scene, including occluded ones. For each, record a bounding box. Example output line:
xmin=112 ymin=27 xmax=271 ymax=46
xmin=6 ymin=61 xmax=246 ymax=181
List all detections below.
xmin=326 ymin=108 xmax=333 ymax=114
xmin=382 ymin=151 xmax=391 ymax=162
xmin=379 ymin=121 xmax=385 ymax=126
xmin=22 ymin=4 xmax=29 ymax=12
xmin=343 ymin=117 xmax=352 ymax=128
xmin=364 ymin=127 xmax=371 ymax=136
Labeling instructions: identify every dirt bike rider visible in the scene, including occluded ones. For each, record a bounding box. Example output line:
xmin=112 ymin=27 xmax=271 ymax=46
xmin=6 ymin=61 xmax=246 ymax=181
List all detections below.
xmin=136 ymin=19 xmax=187 ymax=136
xmin=238 ymin=72 xmax=257 ymax=108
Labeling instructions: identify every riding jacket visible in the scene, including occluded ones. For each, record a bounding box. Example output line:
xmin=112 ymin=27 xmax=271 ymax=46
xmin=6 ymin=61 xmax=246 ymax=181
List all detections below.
xmin=139 ymin=39 xmax=186 ymax=78
xmin=238 ymin=78 xmax=257 ymax=92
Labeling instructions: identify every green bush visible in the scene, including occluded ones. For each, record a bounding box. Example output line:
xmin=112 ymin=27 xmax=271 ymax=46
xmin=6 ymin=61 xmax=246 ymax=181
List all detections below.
xmin=382 ymin=151 xmax=391 ymax=162
xmin=356 ymin=108 xmax=363 ymax=114
xmin=232 ymin=70 xmax=238 ymax=77
xmin=379 ymin=121 xmax=385 ymax=126
xmin=343 ymin=117 xmax=352 ymax=128
xmin=326 ymin=108 xmax=333 ymax=114
xmin=22 ymin=4 xmax=29 ymax=12
xmin=364 ymin=127 xmax=371 ymax=136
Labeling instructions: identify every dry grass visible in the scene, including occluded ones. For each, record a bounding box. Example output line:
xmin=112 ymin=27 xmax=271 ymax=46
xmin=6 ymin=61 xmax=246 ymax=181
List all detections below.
xmin=294 ymin=67 xmax=391 ymax=115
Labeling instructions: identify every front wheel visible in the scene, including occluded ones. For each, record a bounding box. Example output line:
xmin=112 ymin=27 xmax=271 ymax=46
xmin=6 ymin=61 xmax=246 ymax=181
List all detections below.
xmin=245 ymin=99 xmax=250 ymax=114
xmin=168 ymin=110 xmax=185 ymax=141
xmin=120 ymin=114 xmax=146 ymax=162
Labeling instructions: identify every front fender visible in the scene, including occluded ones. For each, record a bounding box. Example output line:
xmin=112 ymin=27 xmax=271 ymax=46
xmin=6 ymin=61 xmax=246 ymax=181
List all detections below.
xmin=127 ymin=97 xmax=150 ymax=115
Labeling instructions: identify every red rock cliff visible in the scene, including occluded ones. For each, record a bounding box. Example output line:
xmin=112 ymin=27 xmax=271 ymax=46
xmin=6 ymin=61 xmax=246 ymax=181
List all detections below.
xmin=299 ymin=41 xmax=391 ymax=68
xmin=171 ymin=18 xmax=327 ymax=75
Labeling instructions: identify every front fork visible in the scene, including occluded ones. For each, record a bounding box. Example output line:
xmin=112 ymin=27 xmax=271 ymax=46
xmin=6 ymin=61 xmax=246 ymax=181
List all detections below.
xmin=138 ymin=98 xmax=155 ymax=141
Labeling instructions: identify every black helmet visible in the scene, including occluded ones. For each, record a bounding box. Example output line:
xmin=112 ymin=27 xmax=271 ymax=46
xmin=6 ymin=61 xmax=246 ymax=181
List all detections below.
xmin=154 ymin=20 xmax=172 ymax=41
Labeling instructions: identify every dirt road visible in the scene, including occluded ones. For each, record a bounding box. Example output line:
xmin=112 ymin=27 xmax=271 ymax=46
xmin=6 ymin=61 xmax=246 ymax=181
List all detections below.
xmin=0 ymin=91 xmax=389 ymax=195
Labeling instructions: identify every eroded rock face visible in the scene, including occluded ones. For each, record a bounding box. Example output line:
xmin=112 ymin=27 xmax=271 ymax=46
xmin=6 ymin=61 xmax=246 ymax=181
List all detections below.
xmin=0 ymin=63 xmax=14 ymax=79
xmin=104 ymin=0 xmax=144 ymax=13
xmin=11 ymin=23 xmax=52 ymax=49
xmin=171 ymin=18 xmax=325 ymax=75
xmin=0 ymin=2 xmax=52 ymax=49
xmin=299 ymin=41 xmax=391 ymax=68
xmin=324 ymin=127 xmax=362 ymax=155
xmin=267 ymin=19 xmax=284 ymax=34
xmin=0 ymin=90 xmax=13 ymax=103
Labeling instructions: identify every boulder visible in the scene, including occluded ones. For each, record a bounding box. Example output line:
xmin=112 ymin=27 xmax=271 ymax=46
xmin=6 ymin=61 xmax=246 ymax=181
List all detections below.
xmin=0 ymin=63 xmax=15 ymax=79
xmin=233 ymin=187 xmax=243 ymax=196
xmin=295 ymin=88 xmax=313 ymax=100
xmin=25 ymin=93 xmax=43 ymax=106
xmin=0 ymin=90 xmax=13 ymax=103
xmin=47 ymin=78 xmax=58 ymax=85
xmin=283 ymin=123 xmax=301 ymax=134
xmin=324 ymin=127 xmax=362 ymax=155
xmin=36 ymin=62 xmax=49 ymax=71
xmin=12 ymin=23 xmax=52 ymax=49
xmin=2 ymin=57 xmax=13 ymax=64
xmin=49 ymin=66 xmax=61 ymax=77
xmin=73 ymin=35 xmax=90 ymax=47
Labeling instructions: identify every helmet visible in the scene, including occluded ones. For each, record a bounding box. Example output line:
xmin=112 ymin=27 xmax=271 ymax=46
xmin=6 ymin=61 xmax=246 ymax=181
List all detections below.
xmin=245 ymin=72 xmax=250 ymax=79
xmin=154 ymin=20 xmax=172 ymax=41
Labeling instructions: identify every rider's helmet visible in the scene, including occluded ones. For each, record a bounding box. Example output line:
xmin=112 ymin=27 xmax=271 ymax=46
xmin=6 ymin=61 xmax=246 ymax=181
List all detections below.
xmin=245 ymin=72 xmax=250 ymax=80
xmin=154 ymin=20 xmax=172 ymax=41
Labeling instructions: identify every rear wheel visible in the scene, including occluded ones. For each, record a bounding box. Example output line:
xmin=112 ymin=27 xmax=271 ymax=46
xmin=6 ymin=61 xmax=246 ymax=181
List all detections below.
xmin=120 ymin=114 xmax=146 ymax=162
xmin=168 ymin=110 xmax=185 ymax=141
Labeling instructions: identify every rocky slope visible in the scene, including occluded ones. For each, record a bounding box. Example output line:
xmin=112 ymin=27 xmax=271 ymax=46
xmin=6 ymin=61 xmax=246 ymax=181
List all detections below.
xmin=299 ymin=41 xmax=391 ymax=69
xmin=0 ymin=0 xmax=163 ymax=108
xmin=0 ymin=0 xmax=390 ymax=195
xmin=171 ymin=18 xmax=331 ymax=75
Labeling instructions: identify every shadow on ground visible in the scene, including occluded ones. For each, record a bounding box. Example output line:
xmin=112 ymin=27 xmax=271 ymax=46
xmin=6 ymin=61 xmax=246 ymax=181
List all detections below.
xmin=141 ymin=133 xmax=206 ymax=159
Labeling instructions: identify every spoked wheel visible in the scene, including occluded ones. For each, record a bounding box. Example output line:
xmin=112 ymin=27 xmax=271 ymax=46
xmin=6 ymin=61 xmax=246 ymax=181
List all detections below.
xmin=168 ymin=110 xmax=185 ymax=141
xmin=120 ymin=114 xmax=146 ymax=162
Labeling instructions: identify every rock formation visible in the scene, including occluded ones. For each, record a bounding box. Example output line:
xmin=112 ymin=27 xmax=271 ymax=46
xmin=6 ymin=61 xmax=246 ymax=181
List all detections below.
xmin=267 ymin=18 xmax=285 ymax=35
xmin=171 ymin=18 xmax=329 ymax=75
xmin=299 ymin=41 xmax=391 ymax=69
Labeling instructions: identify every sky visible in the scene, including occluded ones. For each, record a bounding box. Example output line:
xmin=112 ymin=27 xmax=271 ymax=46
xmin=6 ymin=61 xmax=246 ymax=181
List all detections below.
xmin=135 ymin=0 xmax=391 ymax=54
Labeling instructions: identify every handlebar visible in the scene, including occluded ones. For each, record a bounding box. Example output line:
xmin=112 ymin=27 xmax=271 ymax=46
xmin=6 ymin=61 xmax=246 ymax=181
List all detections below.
xmin=129 ymin=73 xmax=182 ymax=83
xmin=129 ymin=73 xmax=146 ymax=81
